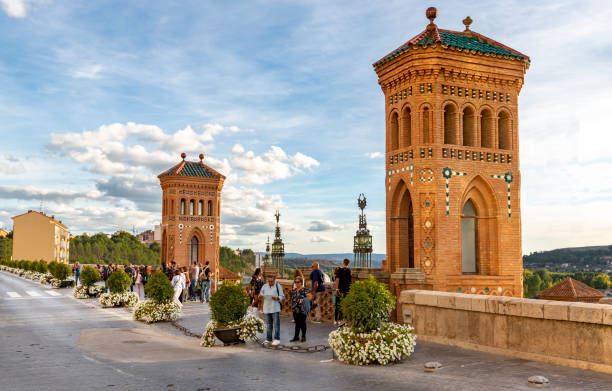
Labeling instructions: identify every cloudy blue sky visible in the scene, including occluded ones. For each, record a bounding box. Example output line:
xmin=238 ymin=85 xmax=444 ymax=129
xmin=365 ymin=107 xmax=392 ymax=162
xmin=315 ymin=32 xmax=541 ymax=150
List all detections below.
xmin=0 ymin=0 xmax=611 ymax=254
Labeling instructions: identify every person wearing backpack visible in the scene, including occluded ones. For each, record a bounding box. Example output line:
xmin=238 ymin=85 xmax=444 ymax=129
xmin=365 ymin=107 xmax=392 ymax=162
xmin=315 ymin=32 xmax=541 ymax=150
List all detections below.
xmin=290 ymin=277 xmax=311 ymax=343
xmin=259 ymin=270 xmax=285 ymax=346
xmin=309 ymin=262 xmax=326 ymax=323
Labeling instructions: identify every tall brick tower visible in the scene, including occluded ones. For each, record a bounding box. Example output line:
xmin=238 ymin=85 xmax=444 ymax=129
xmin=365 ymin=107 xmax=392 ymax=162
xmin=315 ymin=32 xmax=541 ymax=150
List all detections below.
xmin=374 ymin=8 xmax=529 ymax=297
xmin=158 ymin=153 xmax=225 ymax=279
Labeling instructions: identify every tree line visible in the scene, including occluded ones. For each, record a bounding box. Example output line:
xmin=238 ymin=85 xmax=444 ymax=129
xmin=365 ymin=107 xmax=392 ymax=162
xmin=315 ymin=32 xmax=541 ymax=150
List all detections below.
xmin=70 ymin=232 xmax=161 ymax=265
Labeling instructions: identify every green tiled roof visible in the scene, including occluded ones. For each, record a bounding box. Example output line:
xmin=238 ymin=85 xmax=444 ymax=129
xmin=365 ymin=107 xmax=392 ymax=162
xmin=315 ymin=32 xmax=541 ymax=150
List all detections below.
xmin=374 ymin=27 xmax=529 ymax=68
xmin=158 ymin=160 xmax=223 ymax=179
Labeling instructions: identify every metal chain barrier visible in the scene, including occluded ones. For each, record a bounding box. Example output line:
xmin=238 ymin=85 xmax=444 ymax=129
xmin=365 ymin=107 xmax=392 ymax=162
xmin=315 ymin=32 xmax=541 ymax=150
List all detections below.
xmin=169 ymin=320 xmax=332 ymax=353
xmin=170 ymin=321 xmax=203 ymax=339
xmin=254 ymin=336 xmax=331 ymax=353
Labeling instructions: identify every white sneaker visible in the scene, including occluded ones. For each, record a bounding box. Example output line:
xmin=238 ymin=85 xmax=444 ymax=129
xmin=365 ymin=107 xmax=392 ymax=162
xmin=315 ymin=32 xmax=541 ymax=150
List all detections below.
xmin=272 ymin=340 xmax=280 ymax=346
xmin=263 ymin=340 xmax=271 ymax=345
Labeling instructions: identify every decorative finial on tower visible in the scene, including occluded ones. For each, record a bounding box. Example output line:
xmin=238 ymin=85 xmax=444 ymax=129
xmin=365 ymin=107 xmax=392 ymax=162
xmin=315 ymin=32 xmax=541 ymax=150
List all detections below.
xmin=426 ymin=7 xmax=437 ymax=25
xmin=181 ymin=152 xmax=186 ymax=160
xmin=199 ymin=153 xmax=204 ymax=162
xmin=275 ymin=209 xmax=280 ymax=225
xmin=463 ymin=16 xmax=473 ymax=31
xmin=358 ymin=193 xmax=367 ymax=212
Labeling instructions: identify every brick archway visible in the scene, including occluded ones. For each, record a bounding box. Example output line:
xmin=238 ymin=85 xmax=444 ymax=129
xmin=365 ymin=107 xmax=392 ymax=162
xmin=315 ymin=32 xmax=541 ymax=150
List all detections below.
xmin=390 ymin=180 xmax=415 ymax=269
xmin=459 ymin=176 xmax=499 ymax=275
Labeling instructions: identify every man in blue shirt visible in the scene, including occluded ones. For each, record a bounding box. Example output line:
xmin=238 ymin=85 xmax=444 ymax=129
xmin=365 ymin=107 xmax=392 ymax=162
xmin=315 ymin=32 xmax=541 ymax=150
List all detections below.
xmin=259 ymin=270 xmax=285 ymax=345
xmin=309 ymin=262 xmax=325 ymax=323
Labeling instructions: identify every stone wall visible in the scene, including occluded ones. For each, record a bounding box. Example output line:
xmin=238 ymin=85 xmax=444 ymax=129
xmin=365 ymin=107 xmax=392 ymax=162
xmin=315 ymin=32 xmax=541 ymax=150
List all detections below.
xmin=398 ymin=290 xmax=612 ymax=373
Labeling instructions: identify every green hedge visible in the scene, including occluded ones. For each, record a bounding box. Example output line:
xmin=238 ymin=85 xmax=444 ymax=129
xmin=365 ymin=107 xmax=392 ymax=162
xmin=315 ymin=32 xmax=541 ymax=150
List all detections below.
xmin=340 ymin=275 xmax=395 ymax=333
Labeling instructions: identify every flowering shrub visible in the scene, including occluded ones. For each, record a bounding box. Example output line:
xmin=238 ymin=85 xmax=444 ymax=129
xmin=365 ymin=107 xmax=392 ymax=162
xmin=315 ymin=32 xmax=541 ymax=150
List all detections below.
xmin=144 ymin=271 xmax=173 ymax=304
xmin=24 ymin=271 xmax=43 ymax=280
xmin=340 ymin=275 xmax=395 ymax=333
xmin=73 ymin=284 xmax=104 ymax=299
xmin=328 ymin=322 xmax=416 ymax=365
xmin=99 ymin=292 xmax=139 ymax=307
xmin=200 ymin=314 xmax=264 ymax=347
xmin=329 ymin=275 xmax=416 ymax=365
xmin=39 ymin=273 xmax=54 ymax=285
xmin=133 ymin=300 xmax=181 ymax=323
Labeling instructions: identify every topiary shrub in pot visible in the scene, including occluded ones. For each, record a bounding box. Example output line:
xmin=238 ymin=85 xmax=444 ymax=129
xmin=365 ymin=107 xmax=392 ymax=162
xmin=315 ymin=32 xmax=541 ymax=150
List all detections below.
xmin=201 ymin=282 xmax=263 ymax=347
xmin=48 ymin=262 xmax=74 ymax=288
xmin=133 ymin=271 xmax=181 ymax=323
xmin=99 ymin=269 xmax=138 ymax=307
xmin=328 ymin=275 xmax=416 ymax=366
xmin=73 ymin=266 xmax=104 ymax=299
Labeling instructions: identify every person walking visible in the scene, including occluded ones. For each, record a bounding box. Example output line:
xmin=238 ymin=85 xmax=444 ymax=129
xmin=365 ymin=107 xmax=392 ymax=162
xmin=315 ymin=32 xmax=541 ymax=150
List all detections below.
xmin=189 ymin=264 xmax=200 ymax=301
xmin=290 ymin=277 xmax=310 ymax=343
xmin=249 ymin=268 xmax=264 ymax=311
xmin=200 ymin=261 xmax=212 ymax=303
xmin=309 ymin=262 xmax=326 ymax=323
xmin=171 ymin=270 xmax=183 ymax=308
xmin=334 ymin=258 xmax=352 ymax=323
xmin=259 ymin=271 xmax=284 ymax=346
xmin=134 ymin=267 xmax=144 ymax=300
xmin=73 ymin=262 xmax=81 ymax=286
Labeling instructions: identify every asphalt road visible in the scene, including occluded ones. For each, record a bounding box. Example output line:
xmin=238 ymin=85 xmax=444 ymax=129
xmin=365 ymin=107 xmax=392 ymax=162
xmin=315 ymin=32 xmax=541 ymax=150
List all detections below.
xmin=1 ymin=271 xmax=611 ymax=391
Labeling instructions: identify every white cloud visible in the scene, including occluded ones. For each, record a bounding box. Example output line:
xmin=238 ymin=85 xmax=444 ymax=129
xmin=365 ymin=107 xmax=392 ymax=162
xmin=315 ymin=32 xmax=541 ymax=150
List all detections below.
xmin=366 ymin=152 xmax=383 ymax=159
xmin=0 ymin=154 xmax=25 ymax=175
xmin=308 ymin=220 xmax=343 ymax=232
xmin=0 ymin=185 xmax=103 ymax=202
xmin=230 ymin=144 xmax=319 ymax=184
xmin=72 ymin=64 xmax=103 ymax=79
xmin=310 ymin=235 xmax=332 ymax=243
xmin=0 ymin=0 xmax=40 ymax=18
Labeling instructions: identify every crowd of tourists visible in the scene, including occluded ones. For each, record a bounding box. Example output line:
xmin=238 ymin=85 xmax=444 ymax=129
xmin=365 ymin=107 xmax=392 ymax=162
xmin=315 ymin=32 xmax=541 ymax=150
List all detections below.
xmin=248 ymin=258 xmax=352 ymax=345
xmin=70 ymin=261 xmax=214 ymax=304
xmin=72 ymin=258 xmax=353 ymax=345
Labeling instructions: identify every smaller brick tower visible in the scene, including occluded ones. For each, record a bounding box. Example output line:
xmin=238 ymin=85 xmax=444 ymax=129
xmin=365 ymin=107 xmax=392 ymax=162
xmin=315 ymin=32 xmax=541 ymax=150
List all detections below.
xmin=158 ymin=153 xmax=225 ymax=280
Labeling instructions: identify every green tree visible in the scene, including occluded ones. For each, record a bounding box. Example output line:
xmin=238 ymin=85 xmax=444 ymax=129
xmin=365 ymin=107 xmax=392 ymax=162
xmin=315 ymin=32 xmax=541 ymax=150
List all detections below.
xmin=592 ymin=273 xmax=611 ymax=289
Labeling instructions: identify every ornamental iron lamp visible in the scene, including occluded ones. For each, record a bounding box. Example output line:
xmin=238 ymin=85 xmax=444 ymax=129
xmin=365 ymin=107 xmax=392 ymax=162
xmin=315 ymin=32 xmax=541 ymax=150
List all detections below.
xmin=270 ymin=210 xmax=285 ymax=277
xmin=353 ymin=194 xmax=373 ymax=268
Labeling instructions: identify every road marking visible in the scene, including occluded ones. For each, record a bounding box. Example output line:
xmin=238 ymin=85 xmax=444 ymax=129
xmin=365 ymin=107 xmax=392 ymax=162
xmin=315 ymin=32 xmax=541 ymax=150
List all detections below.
xmin=7 ymin=292 xmax=21 ymax=298
xmin=45 ymin=290 xmax=62 ymax=297
xmin=26 ymin=291 xmax=42 ymax=297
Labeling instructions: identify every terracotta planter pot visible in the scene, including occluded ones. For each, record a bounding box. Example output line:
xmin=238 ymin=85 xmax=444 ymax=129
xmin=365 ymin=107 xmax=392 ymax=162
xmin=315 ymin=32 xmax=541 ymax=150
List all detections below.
xmin=213 ymin=327 xmax=244 ymax=346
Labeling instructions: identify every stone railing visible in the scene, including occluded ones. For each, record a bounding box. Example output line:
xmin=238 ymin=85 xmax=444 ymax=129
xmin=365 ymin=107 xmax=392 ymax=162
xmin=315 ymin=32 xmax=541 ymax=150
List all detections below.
xmin=398 ymin=290 xmax=612 ymax=373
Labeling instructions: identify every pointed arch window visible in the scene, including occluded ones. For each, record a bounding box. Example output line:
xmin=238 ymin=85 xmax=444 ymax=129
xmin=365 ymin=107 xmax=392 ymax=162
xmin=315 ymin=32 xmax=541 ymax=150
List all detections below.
xmin=190 ymin=236 xmax=199 ymax=265
xmin=461 ymin=200 xmax=478 ymax=274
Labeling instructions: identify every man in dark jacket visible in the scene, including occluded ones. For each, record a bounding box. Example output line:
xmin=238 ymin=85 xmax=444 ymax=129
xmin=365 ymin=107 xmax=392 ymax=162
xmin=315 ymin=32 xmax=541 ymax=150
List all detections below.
xmin=309 ymin=262 xmax=325 ymax=323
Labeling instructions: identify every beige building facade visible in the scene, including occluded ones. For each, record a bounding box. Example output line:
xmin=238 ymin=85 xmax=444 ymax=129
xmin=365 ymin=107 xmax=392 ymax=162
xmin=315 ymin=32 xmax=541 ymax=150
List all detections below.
xmin=11 ymin=210 xmax=70 ymax=263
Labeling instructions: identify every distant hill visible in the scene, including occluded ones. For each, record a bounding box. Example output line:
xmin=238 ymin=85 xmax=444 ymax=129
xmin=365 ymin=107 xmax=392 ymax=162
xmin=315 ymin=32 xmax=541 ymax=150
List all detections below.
xmin=258 ymin=252 xmax=387 ymax=271
xmin=523 ymin=245 xmax=612 ymax=274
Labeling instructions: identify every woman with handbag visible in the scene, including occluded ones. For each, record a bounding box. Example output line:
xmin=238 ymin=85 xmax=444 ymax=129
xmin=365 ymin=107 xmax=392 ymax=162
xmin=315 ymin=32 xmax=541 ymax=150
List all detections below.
xmin=249 ymin=268 xmax=263 ymax=311
xmin=290 ymin=277 xmax=311 ymax=343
